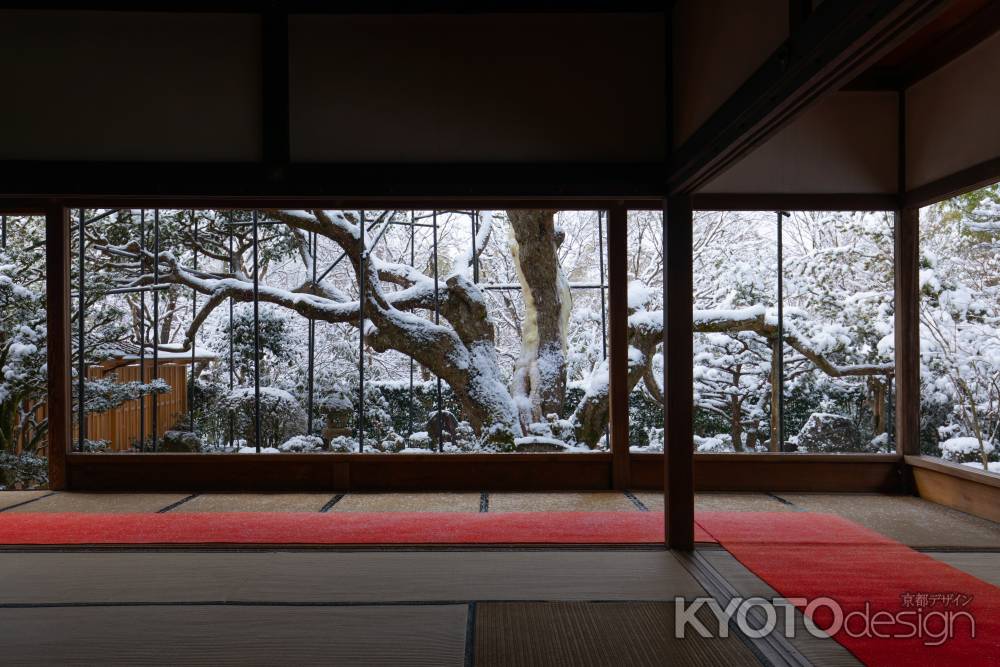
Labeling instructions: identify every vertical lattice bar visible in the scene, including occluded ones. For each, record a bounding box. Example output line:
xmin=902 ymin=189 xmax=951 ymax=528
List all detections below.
xmin=152 ymin=209 xmax=160 ymax=451
xmin=598 ymin=210 xmax=608 ymax=360
xmin=252 ymin=210 xmax=262 ymax=453
xmin=307 ymin=230 xmax=316 ymax=437
xmin=408 ymin=210 xmax=415 ymax=437
xmin=190 ymin=211 xmax=198 ymax=433
xmin=471 ymin=210 xmax=479 ymax=283
xmin=77 ymin=209 xmax=87 ymax=451
xmin=138 ymin=210 xmax=147 ymax=452
xmin=358 ymin=210 xmax=366 ymax=452
xmin=433 ymin=210 xmax=443 ymax=453
xmin=227 ymin=216 xmax=235 ymax=449
xmin=775 ymin=210 xmax=788 ymax=450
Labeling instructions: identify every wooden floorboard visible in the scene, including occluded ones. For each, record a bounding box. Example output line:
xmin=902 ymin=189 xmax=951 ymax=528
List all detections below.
xmin=928 ymin=552 xmax=1000 ymax=588
xmin=0 ymin=605 xmax=468 ymax=666
xmin=0 ymin=551 xmax=706 ymax=605
xmin=474 ymin=601 xmax=760 ymax=667
xmin=700 ymin=549 xmax=862 ymax=667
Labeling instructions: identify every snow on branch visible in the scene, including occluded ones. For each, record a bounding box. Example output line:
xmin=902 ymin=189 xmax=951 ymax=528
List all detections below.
xmin=628 ymin=304 xmax=893 ymax=377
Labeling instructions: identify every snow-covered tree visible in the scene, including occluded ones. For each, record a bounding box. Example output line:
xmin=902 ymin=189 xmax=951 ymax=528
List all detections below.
xmin=920 ymin=186 xmax=1000 ymax=471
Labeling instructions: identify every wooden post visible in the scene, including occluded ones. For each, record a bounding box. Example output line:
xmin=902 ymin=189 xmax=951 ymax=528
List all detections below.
xmin=664 ymin=196 xmax=694 ymax=549
xmin=607 ymin=203 xmax=631 ymax=489
xmin=45 ymin=201 xmax=71 ymax=490
xmin=895 ymin=207 xmax=920 ymax=456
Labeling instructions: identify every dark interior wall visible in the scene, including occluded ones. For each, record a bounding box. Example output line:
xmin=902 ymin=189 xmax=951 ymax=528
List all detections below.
xmin=0 ymin=11 xmax=262 ymax=162
xmin=672 ymin=0 xmax=788 ymax=148
xmin=700 ymin=91 xmax=899 ymax=194
xmin=0 ymin=10 xmax=665 ymax=165
xmin=907 ymin=30 xmax=1000 ymax=190
xmin=288 ymin=13 xmax=666 ymax=162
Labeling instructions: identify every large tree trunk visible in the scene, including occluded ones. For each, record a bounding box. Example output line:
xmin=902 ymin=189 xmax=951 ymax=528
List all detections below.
xmin=572 ymin=306 xmax=662 ymax=447
xmin=507 ymin=210 xmax=572 ymax=428
xmin=730 ymin=393 xmax=744 ymax=452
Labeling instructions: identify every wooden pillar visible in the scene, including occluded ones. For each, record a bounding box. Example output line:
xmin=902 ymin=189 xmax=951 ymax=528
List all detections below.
xmin=664 ymin=196 xmax=694 ymax=549
xmin=45 ymin=201 xmax=71 ymax=490
xmin=895 ymin=207 xmax=920 ymax=456
xmin=607 ymin=203 xmax=631 ymax=489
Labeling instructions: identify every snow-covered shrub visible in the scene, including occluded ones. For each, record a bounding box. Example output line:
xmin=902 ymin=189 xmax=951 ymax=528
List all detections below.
xmin=78 ymin=439 xmax=110 ymax=453
xmin=160 ymin=431 xmax=202 ymax=453
xmin=407 ymin=431 xmax=432 ymax=450
xmin=221 ymin=386 xmax=307 ymax=450
xmin=695 ymin=434 xmax=734 ymax=453
xmin=328 ymin=435 xmax=358 ymax=453
xmin=939 ymin=436 xmax=995 ymax=464
xmin=0 ymin=452 xmax=47 ymax=489
xmin=794 ymin=413 xmax=866 ymax=453
xmin=278 ymin=435 xmax=324 ymax=452
xmin=82 ymin=376 xmax=170 ymax=415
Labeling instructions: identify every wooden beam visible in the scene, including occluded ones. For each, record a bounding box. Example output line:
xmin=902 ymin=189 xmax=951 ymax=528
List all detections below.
xmin=664 ymin=196 xmax=694 ymax=549
xmin=607 ymin=204 xmax=630 ymax=489
xmin=0 ymin=161 xmax=665 ymax=200
xmin=44 ymin=202 xmax=71 ymax=490
xmin=669 ymin=0 xmax=948 ymax=194
xmin=848 ymin=0 xmax=1000 ymax=91
xmin=894 ymin=0 xmax=1000 ymax=87
xmin=63 ymin=451 xmax=910 ymax=493
xmin=905 ymin=155 xmax=1000 ymax=209
xmin=1 ymin=196 xmax=662 ymax=212
xmin=65 ymin=453 xmax=615 ymax=492
xmin=0 ymin=1 xmax=666 ymax=13
xmin=895 ymin=207 xmax=920 ymax=456
xmin=632 ymin=453 xmax=907 ymax=493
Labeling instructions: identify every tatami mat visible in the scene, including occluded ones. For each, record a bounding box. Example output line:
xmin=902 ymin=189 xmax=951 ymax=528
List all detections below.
xmin=930 ymin=552 xmax=1000 ymax=587
xmin=5 ymin=492 xmax=189 ymax=514
xmin=332 ymin=492 xmax=481 ymax=512
xmin=489 ymin=492 xmax=635 ymax=513
xmin=779 ymin=493 xmax=1000 ymax=548
xmin=474 ymin=601 xmax=759 ymax=667
xmin=700 ymin=549 xmax=862 ymax=667
xmin=0 ymin=604 xmax=468 ymax=666
xmin=171 ymin=493 xmax=332 ymax=513
xmin=0 ymin=490 xmax=49 ymax=510
xmin=635 ymin=492 xmax=794 ymax=513
xmin=0 ymin=551 xmax=706 ymax=605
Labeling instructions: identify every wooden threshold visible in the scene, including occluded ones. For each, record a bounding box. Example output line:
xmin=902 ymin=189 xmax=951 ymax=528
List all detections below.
xmin=65 ymin=452 xmax=907 ymax=494
xmin=637 ymin=453 xmax=907 ymax=493
xmin=906 ymin=455 xmax=1000 ymax=522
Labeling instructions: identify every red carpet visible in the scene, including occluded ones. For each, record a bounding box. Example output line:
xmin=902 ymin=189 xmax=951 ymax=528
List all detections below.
xmin=5 ymin=510 xmax=998 ymax=664
xmin=697 ymin=512 xmax=1000 ymax=666
xmin=0 ymin=511 xmax=714 ymax=545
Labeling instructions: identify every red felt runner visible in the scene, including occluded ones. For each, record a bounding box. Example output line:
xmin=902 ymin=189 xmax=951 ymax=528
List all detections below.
xmin=696 ymin=512 xmax=1000 ymax=666
xmin=4 ymin=509 xmax=998 ymax=664
xmin=0 ymin=510 xmax=714 ymax=545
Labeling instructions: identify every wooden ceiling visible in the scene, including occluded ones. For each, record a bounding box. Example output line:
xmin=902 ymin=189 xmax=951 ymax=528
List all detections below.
xmin=846 ymin=0 xmax=1000 ymax=90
